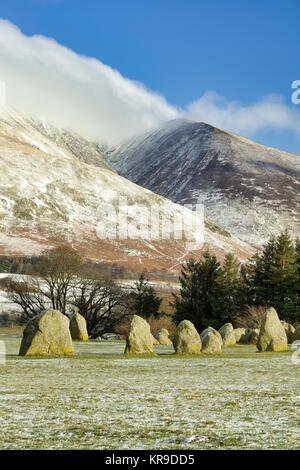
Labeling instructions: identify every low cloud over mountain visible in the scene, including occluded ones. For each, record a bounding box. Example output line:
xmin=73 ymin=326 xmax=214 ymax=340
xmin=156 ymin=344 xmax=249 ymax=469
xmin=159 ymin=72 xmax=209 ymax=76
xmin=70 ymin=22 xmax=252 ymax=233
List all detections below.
xmin=0 ymin=19 xmax=178 ymax=145
xmin=0 ymin=19 xmax=300 ymax=147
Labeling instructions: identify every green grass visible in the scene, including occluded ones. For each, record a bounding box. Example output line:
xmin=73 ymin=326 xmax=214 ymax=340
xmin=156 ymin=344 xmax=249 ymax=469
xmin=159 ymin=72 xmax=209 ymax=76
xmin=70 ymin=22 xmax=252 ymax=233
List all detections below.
xmin=0 ymin=337 xmax=299 ymax=450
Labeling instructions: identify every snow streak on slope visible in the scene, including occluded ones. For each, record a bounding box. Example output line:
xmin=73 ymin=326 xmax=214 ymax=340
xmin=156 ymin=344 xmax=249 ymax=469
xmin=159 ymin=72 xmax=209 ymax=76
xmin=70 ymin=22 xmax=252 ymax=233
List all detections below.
xmin=0 ymin=107 xmax=254 ymax=271
xmin=0 ymin=107 xmax=114 ymax=171
xmin=108 ymin=119 xmax=300 ymax=245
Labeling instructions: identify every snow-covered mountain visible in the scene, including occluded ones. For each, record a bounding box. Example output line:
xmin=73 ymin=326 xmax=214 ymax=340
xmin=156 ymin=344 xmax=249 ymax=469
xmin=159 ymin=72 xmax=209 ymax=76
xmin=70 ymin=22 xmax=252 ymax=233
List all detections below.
xmin=107 ymin=119 xmax=300 ymax=245
xmin=1 ymin=108 xmax=114 ymax=172
xmin=0 ymin=107 xmax=254 ymax=272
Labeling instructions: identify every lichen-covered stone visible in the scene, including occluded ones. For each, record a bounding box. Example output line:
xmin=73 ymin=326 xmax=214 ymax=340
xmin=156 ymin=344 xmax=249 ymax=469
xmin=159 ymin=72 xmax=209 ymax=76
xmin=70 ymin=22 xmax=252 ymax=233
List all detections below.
xmin=234 ymin=328 xmax=247 ymax=343
xmin=200 ymin=327 xmax=222 ymax=354
xmin=173 ymin=320 xmax=201 ymax=354
xmin=201 ymin=326 xmax=222 ymax=342
xmin=219 ymin=322 xmax=233 ymax=337
xmin=239 ymin=328 xmax=259 ymax=345
xmin=19 ymin=310 xmax=74 ymax=356
xmin=70 ymin=313 xmax=89 ymax=341
xmin=124 ymin=315 xmax=154 ymax=355
xmin=257 ymin=307 xmax=287 ymax=352
xmin=281 ymin=321 xmax=295 ymax=344
xmin=152 ymin=334 xmax=160 ymax=345
xmin=219 ymin=323 xmax=236 ymax=347
xmin=249 ymin=329 xmax=259 ymax=345
xmin=155 ymin=328 xmax=172 ymax=345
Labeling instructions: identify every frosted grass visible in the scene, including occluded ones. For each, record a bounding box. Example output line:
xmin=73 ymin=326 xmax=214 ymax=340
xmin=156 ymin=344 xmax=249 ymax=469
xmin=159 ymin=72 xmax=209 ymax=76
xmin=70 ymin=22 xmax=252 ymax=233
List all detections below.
xmin=0 ymin=339 xmax=299 ymax=449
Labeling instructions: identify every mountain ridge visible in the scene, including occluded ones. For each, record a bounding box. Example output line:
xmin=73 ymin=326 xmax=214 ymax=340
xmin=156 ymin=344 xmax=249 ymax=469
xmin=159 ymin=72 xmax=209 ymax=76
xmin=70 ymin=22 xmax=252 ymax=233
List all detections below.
xmin=107 ymin=119 xmax=300 ymax=245
xmin=0 ymin=107 xmax=254 ymax=272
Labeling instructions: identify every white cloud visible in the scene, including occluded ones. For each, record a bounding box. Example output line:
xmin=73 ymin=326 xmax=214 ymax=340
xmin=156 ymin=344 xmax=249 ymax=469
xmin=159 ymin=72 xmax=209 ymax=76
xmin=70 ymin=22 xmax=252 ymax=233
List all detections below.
xmin=0 ymin=19 xmax=178 ymax=144
xmin=1 ymin=19 xmax=300 ymax=147
xmin=184 ymin=91 xmax=300 ymax=138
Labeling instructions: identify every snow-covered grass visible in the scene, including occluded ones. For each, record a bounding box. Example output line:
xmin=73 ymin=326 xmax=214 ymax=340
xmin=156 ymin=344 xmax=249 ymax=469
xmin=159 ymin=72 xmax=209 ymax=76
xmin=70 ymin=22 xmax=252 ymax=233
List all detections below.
xmin=0 ymin=338 xmax=299 ymax=450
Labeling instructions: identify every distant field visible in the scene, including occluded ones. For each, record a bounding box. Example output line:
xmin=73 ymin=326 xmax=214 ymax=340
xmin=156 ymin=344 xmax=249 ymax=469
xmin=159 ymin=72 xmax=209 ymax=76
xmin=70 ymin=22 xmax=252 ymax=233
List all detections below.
xmin=0 ymin=336 xmax=299 ymax=450
xmin=0 ymin=326 xmax=23 ymax=337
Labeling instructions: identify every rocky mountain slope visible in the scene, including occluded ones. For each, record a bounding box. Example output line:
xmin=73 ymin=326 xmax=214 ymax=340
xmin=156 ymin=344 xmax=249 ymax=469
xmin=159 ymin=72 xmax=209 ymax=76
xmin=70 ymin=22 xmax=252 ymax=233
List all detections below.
xmin=0 ymin=107 xmax=254 ymax=273
xmin=107 ymin=119 xmax=300 ymax=245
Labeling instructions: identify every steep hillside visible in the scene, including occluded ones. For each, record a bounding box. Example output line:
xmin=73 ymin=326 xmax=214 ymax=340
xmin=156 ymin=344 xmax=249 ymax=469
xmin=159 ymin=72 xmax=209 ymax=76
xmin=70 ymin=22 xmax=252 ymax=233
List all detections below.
xmin=0 ymin=107 xmax=114 ymax=171
xmin=107 ymin=119 xmax=300 ymax=245
xmin=0 ymin=107 xmax=254 ymax=272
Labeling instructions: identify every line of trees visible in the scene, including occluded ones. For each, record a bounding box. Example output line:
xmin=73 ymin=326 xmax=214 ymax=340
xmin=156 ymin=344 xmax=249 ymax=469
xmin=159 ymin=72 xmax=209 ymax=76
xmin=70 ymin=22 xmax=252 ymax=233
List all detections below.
xmin=5 ymin=230 xmax=300 ymax=336
xmin=6 ymin=246 xmax=130 ymax=337
xmin=174 ymin=231 xmax=300 ymax=331
xmin=6 ymin=246 xmax=164 ymax=338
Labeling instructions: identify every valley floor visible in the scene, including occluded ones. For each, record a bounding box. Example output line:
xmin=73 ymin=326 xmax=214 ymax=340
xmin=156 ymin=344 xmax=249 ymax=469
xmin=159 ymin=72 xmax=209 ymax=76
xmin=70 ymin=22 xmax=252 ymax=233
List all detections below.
xmin=0 ymin=336 xmax=299 ymax=450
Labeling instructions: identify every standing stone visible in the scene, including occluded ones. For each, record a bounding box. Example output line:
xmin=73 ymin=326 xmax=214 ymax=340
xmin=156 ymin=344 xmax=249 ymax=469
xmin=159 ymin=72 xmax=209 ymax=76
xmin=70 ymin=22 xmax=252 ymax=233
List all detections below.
xmin=152 ymin=334 xmax=160 ymax=345
xmin=234 ymin=328 xmax=247 ymax=343
xmin=248 ymin=329 xmax=259 ymax=345
xmin=200 ymin=327 xmax=222 ymax=354
xmin=155 ymin=328 xmax=172 ymax=345
xmin=201 ymin=326 xmax=222 ymax=343
xmin=173 ymin=320 xmax=201 ymax=354
xmin=293 ymin=325 xmax=300 ymax=342
xmin=257 ymin=307 xmax=287 ymax=352
xmin=19 ymin=310 xmax=74 ymax=356
xmin=281 ymin=321 xmax=295 ymax=344
xmin=70 ymin=313 xmax=89 ymax=341
xmin=219 ymin=323 xmax=236 ymax=347
xmin=124 ymin=315 xmax=154 ymax=355
xmin=239 ymin=328 xmax=259 ymax=345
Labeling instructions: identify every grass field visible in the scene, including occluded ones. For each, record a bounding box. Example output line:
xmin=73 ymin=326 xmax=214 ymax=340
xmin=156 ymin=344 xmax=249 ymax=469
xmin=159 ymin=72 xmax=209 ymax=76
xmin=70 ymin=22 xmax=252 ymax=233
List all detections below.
xmin=0 ymin=332 xmax=299 ymax=450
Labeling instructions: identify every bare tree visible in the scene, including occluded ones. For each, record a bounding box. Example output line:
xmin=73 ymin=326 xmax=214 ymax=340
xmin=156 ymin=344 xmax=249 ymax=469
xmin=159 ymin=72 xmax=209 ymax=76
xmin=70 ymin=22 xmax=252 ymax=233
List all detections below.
xmin=8 ymin=245 xmax=83 ymax=321
xmin=33 ymin=245 xmax=83 ymax=315
xmin=8 ymin=246 xmax=130 ymax=334
xmin=233 ymin=305 xmax=266 ymax=329
xmin=73 ymin=277 xmax=131 ymax=339
xmin=7 ymin=278 xmax=47 ymax=324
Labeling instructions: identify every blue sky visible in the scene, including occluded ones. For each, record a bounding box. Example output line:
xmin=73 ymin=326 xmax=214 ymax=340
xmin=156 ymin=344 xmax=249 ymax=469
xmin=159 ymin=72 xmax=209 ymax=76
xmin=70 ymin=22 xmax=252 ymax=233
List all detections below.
xmin=0 ymin=0 xmax=300 ymax=153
